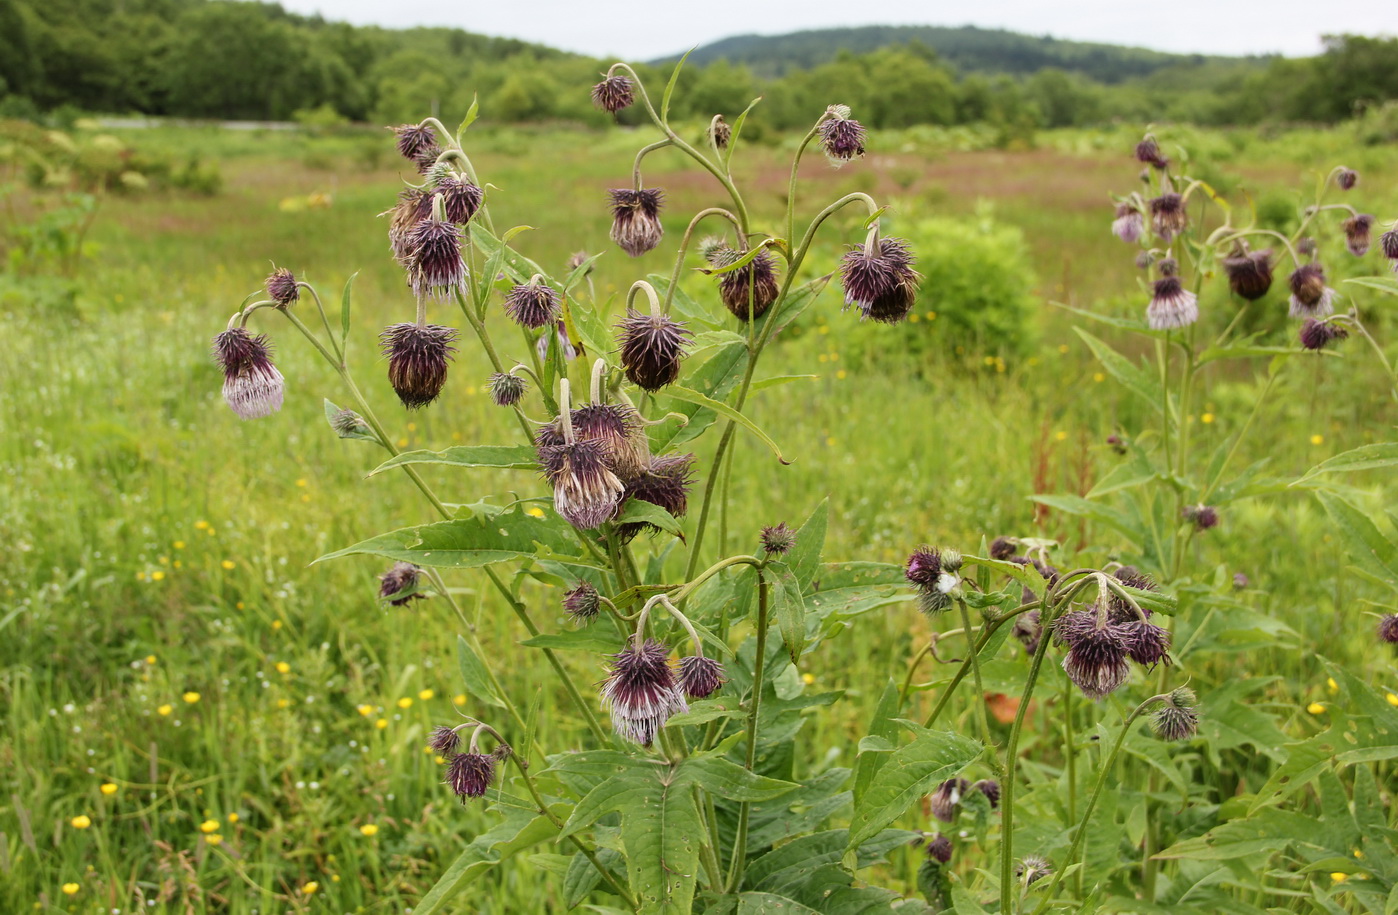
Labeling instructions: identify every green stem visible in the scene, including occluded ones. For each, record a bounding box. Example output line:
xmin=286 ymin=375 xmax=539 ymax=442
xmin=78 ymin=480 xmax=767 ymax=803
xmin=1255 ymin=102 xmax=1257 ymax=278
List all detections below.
xmin=784 ymin=123 xmax=825 ymax=260
xmin=922 ymin=600 xmax=1043 ymax=729
xmin=453 ymin=288 xmax=535 ymax=442
xmin=1063 ymin=671 xmax=1080 ymax=898
xmin=726 ymin=570 xmax=770 ymax=892
xmin=958 ymin=597 xmax=1002 ymax=776
xmin=1198 ymin=370 xmax=1278 ymax=505
xmin=1000 ymin=607 xmax=1057 ymax=915
xmin=899 ymin=641 xmax=936 ymax=705
xmin=661 ymin=207 xmax=744 ymax=312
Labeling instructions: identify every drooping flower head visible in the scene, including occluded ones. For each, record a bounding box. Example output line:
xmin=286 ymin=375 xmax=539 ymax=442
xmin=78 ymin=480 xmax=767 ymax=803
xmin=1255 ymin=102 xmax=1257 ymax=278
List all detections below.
xmin=571 ymin=399 xmax=650 ymax=480
xmin=818 ymin=105 xmax=866 ymax=166
xmin=1054 ymin=608 xmax=1131 ymax=699
xmin=486 ymin=371 xmax=527 ymax=407
xmin=1379 ymin=614 xmax=1398 ymax=645
xmin=929 ymin=777 xmax=970 ymax=822
xmin=380 ymin=323 xmax=459 ymax=409
xmin=1337 ymin=168 xmax=1358 ymax=191
xmin=387 ymin=187 xmax=434 ymax=265
xmin=617 ymin=452 xmax=696 ymax=541
xmin=1112 ymin=203 xmax=1143 ymax=244
xmin=1146 ymin=267 xmax=1198 ymax=331
xmin=709 ymin=114 xmax=732 ymax=150
xmin=402 ymin=216 xmax=467 ymax=300
xmin=1380 ymin=224 xmax=1398 ymax=266
xmin=1120 ymin=618 xmax=1172 ymax=668
xmin=539 ymin=380 xmax=625 ymax=530
xmin=1151 ymin=687 xmax=1200 ymax=741
xmin=1342 ymin=213 xmax=1375 ymax=257
xmin=1148 ymin=192 xmax=1187 ymax=241
xmin=428 ymin=725 xmax=460 ymax=756
xmin=212 ymin=327 xmax=285 ymax=420
xmin=1107 ymin=566 xmax=1156 ymax=623
xmin=989 ymin=536 xmax=1018 ymax=561
xmin=1012 ymin=609 xmax=1042 ymax=655
xmin=839 ymin=235 xmax=921 ymax=324
xmin=1222 ymin=248 xmax=1273 ymax=301
xmin=394 ymin=123 xmax=440 ymax=171
xmin=563 ymin=581 xmax=602 ymax=625
xmin=600 ymin=637 xmax=688 ymax=746
xmin=608 ymin=188 xmax=665 ymax=257
xmin=925 ymin=834 xmax=953 ymax=864
xmin=433 ymin=173 xmax=483 ymax=225
xmin=445 ymin=751 xmax=495 ymax=800
xmin=617 ymin=308 xmax=690 ymax=391
xmin=1300 ymin=318 xmax=1348 ymax=351
xmin=379 ymin=561 xmax=425 ymax=606
xmin=265 ymin=267 xmax=299 ymax=306
xmin=678 ymin=655 xmax=725 ymax=699
xmin=706 ymin=242 xmax=781 ymax=321
xmin=1288 ymin=263 xmax=1335 ymax=319
xmin=1134 ymin=136 xmax=1168 ymax=169
xmin=591 ymin=74 xmax=634 ymax=114
xmin=974 ymin=779 xmax=1001 ymax=808
xmin=503 ymin=279 xmax=562 ymax=329
xmin=906 ymin=546 xmax=959 ymax=614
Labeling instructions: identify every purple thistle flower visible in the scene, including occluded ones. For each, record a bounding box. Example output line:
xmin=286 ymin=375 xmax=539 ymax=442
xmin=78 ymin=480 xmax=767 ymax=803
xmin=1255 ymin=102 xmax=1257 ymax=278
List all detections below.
xmin=434 ymin=174 xmax=483 ymax=225
xmin=1380 ymin=225 xmax=1398 ymax=263
xmin=929 ymin=777 xmax=969 ymax=822
xmin=1379 ymin=614 xmax=1398 ymax=644
xmin=818 ymin=107 xmax=866 ymax=166
xmin=1300 ymin=318 xmax=1348 ymax=351
xmin=617 ymin=452 xmax=696 ymax=541
xmin=265 ymin=267 xmax=299 ymax=306
xmin=540 ymin=435 xmax=624 ymax=530
xmin=989 ymin=537 xmax=1018 ymax=561
xmin=428 ymin=725 xmax=460 ymax=756
xmin=925 ymin=834 xmax=952 ymax=864
xmin=1146 ymin=276 xmax=1199 ymax=330
xmin=503 ymin=281 xmax=562 ymax=329
xmin=1134 ymin=137 xmax=1168 ymax=169
xmin=563 ymin=581 xmax=602 ymax=625
xmin=571 ymin=402 xmax=650 ymax=480
xmin=394 ymin=123 xmax=440 ymax=171
xmin=1149 ymin=193 xmax=1187 ymax=241
xmin=445 ymin=752 xmax=495 ymax=800
xmin=1222 ymin=249 xmax=1273 ymax=301
xmin=402 ymin=217 xmax=467 ymax=300
xmin=486 ymin=371 xmax=527 ymax=407
xmin=380 ymin=323 xmax=459 ymax=409
xmin=1112 ymin=203 xmax=1143 ymax=244
xmin=1012 ymin=609 xmax=1042 ymax=655
xmin=608 ymin=189 xmax=665 ymax=257
xmin=708 ymin=245 xmax=781 ymax=321
xmin=379 ymin=561 xmax=425 ymax=606
xmin=974 ymin=779 xmax=1000 ymax=808
xmin=600 ymin=638 xmax=688 ymax=746
xmin=1183 ymin=504 xmax=1220 ymax=531
xmin=761 ymin=523 xmax=797 ymax=555
xmin=616 ymin=309 xmax=691 ymax=391
xmin=1120 ymin=619 xmax=1172 ymax=668
xmin=678 ymin=655 xmax=725 ymax=699
xmin=839 ymin=236 xmax=921 ymax=324
xmin=1342 ymin=214 xmax=1375 ymax=257
xmin=1288 ymin=264 xmax=1335 ymax=319
xmin=906 ymin=546 xmax=957 ymax=614
xmin=1151 ymin=687 xmax=1199 ymax=741
xmin=387 ymin=188 xmax=434 ymax=265
xmin=1054 ymin=609 xmax=1131 ymax=700
xmin=1337 ymin=168 xmax=1358 ymax=191
xmin=591 ymin=74 xmax=634 ymax=114
xmin=1107 ymin=566 xmax=1157 ymax=624
xmin=212 ymin=328 xmax=285 ymax=420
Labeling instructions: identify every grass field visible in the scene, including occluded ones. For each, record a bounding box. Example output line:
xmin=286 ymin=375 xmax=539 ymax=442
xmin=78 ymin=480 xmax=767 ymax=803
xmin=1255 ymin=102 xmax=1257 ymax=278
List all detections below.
xmin=2 ymin=118 xmax=1396 ymax=912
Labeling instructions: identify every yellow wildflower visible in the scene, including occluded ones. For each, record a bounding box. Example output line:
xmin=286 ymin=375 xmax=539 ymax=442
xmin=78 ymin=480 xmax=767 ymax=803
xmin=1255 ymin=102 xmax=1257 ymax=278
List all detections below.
xmin=62 ymin=883 xmax=79 ymax=896
xmin=221 ymin=560 xmax=235 ymax=570
xmin=275 ymin=661 xmax=291 ymax=674
xmin=100 ymin=783 xmax=118 ymax=796
xmin=1307 ymin=702 xmax=1326 ymax=715
xmin=359 ymin=824 xmax=379 ymax=837
xmin=396 ymin=697 xmax=412 ymax=709
xmin=199 ymin=819 xmax=219 ymax=833
xmin=302 ymin=881 xmax=319 ymax=895
xmin=205 ymin=833 xmax=223 ymax=846
xmin=183 ymin=691 xmax=201 ymax=704
xmin=418 ymin=688 xmax=434 ymax=701
xmin=70 ymin=815 xmax=91 ymax=829
xmin=157 ymin=704 xmax=173 ymax=716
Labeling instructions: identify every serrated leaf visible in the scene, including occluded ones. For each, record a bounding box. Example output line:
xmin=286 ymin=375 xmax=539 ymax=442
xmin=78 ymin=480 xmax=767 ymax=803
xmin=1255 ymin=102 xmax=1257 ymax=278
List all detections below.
xmin=1075 ymin=327 xmax=1167 ymax=414
xmin=1298 ymin=443 xmax=1398 ymax=482
xmin=768 ymin=562 xmax=806 ymax=663
xmin=685 ymin=756 xmax=797 ymax=801
xmin=1316 ymin=491 xmax=1398 ymax=593
xmin=369 ymin=445 xmax=538 ymax=476
xmin=787 ymin=500 xmax=828 ymax=592
xmin=412 ymin=810 xmax=558 ymax=915
xmin=845 ymin=728 xmax=981 ymax=852
xmin=456 ymin=635 xmax=505 ymax=708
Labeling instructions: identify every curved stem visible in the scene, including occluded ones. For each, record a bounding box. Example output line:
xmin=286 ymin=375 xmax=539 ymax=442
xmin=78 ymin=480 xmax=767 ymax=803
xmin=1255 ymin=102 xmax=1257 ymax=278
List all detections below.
xmin=299 ymin=284 xmax=342 ymax=363
xmin=452 ymin=287 xmax=536 ymax=442
xmin=632 ymin=139 xmax=673 ymax=189
xmin=661 ymin=207 xmax=744 ymax=312
xmin=1215 ymin=228 xmax=1301 ymax=270
xmin=428 ymin=144 xmax=496 ymax=235
xmin=921 ymin=600 xmax=1043 ymax=729
xmin=784 ymin=123 xmax=826 ymax=260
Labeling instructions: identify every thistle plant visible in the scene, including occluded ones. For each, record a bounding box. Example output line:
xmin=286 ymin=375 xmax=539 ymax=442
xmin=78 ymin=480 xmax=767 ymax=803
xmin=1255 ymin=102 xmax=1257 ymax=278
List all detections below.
xmin=210 ymin=67 xmax=1398 ymax=914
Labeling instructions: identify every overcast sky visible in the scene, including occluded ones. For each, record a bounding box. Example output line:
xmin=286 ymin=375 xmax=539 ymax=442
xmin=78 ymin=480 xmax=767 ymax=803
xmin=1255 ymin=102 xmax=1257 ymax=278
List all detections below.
xmin=277 ymin=0 xmax=1394 ymax=58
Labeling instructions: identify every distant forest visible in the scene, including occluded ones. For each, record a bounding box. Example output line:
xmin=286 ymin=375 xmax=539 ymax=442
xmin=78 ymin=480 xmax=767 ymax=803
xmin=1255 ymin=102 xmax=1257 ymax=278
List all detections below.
xmin=2 ymin=0 xmax=1397 ymax=131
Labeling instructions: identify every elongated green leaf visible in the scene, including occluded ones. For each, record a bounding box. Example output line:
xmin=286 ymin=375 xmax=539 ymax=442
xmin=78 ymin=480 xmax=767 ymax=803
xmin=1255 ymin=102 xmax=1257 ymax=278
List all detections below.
xmin=518 ymin=630 xmax=620 ymax=653
xmin=1196 ymin=344 xmax=1309 ymax=365
xmin=651 ymin=340 xmax=748 ymax=450
xmin=1030 ymin=493 xmax=1143 ymax=544
xmin=660 ymin=49 xmax=694 ymax=122
xmin=339 ymin=271 xmax=356 ymax=347
xmin=769 ymin=275 xmax=830 ymax=337
xmin=1054 ymin=302 xmax=1164 ymax=337
xmin=733 ymin=893 xmax=822 ymax=914
xmin=457 ymin=94 xmax=479 ymax=136
xmin=725 ymin=95 xmax=764 ymax=160
xmin=1075 ymin=327 xmax=1166 ymax=413
xmin=456 ymin=635 xmax=505 ymax=708
xmin=1156 ymin=809 xmax=1323 ymax=861
xmin=1316 ymin=491 xmax=1398 ymax=593
xmin=750 ymin=374 xmax=817 ymax=392
xmin=845 ymin=728 xmax=981 ymax=852
xmin=413 ymin=810 xmax=558 ymax=915
xmin=370 ymin=445 xmax=538 ymax=476
xmin=1344 ymin=275 xmax=1398 ymax=296
xmin=852 ymin=680 xmax=902 ymax=806
xmin=666 ymin=698 xmax=742 ymax=727
xmin=768 ymin=562 xmax=807 ymax=663
xmin=314 ymin=506 xmax=598 ymax=571
xmin=686 ymin=756 xmax=797 ymax=801
xmin=665 ymin=384 xmax=790 ymax=464
xmin=1298 ymin=443 xmax=1398 ymax=482
xmin=614 ymin=499 xmax=684 ymax=538
xmin=787 ymin=500 xmax=828 ymax=592
xmin=470 ymin=222 xmax=548 ymax=286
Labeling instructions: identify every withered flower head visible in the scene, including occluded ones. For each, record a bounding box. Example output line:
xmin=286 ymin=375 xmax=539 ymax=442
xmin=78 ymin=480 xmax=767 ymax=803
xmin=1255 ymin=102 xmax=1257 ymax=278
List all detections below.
xmin=678 ymin=655 xmax=726 ymax=699
xmin=379 ymin=561 xmax=425 ymax=606
xmin=1381 ymin=224 xmax=1398 ymax=262
xmin=265 ymin=267 xmax=299 ymax=306
xmin=617 ymin=452 xmax=696 ymax=542
xmin=428 ymin=725 xmax=460 ymax=756
xmin=708 ymin=245 xmax=782 ymax=321
xmin=1108 ymin=566 xmax=1156 ymax=623
xmin=600 ymin=638 xmax=688 ymax=746
xmin=609 ymin=188 xmax=665 ymax=257
xmin=1054 ymin=608 xmax=1131 ymax=699
xmin=709 ymin=115 xmax=732 ymax=149
xmin=567 ymin=250 xmax=592 ymax=274
xmin=563 ymin=581 xmax=602 ymax=625
xmin=617 ymin=309 xmax=691 ymax=390
xmin=1288 ymin=264 xmax=1335 ymax=319
xmin=1112 ymin=203 xmax=1143 ymax=244
xmin=213 ymin=328 xmax=285 ymax=420
xmin=1146 ymin=276 xmax=1198 ymax=330
xmin=1379 ymin=614 xmax=1398 ymax=644
xmin=591 ymin=74 xmax=634 ymax=114
xmin=818 ymin=106 xmax=866 ymax=166
xmin=1120 ymin=619 xmax=1172 ymax=668
xmin=974 ymin=779 xmax=1001 ymax=808
xmin=1017 ymin=855 xmax=1052 ymax=886
xmin=387 ymin=187 xmax=434 ymax=265
xmin=906 ymin=546 xmax=958 ymax=614
xmin=1337 ymin=168 xmax=1358 ymax=191
xmin=839 ymin=236 xmax=921 ymax=324
xmin=503 ymin=281 xmax=562 ymax=329
xmin=1151 ymin=687 xmax=1200 ymax=741
xmin=930 ymin=777 xmax=970 ymax=822
xmin=1134 ymin=137 xmax=1168 ymax=169
xmin=445 ymin=751 xmax=495 ymax=800
xmin=394 ymin=123 xmax=440 ymax=171
xmin=1012 ymin=609 xmax=1042 ymax=655
xmin=1297 ymin=237 xmax=1318 ymax=257
xmin=571 ymin=401 xmax=650 ymax=480
xmin=1222 ymin=248 xmax=1273 ymax=301
xmin=1149 ymin=193 xmax=1187 ymax=241
xmin=433 ymin=173 xmax=483 ymax=225
xmin=1300 ymin=318 xmax=1348 ymax=351
xmin=1183 ymin=504 xmax=1219 ymax=531
xmin=761 ymin=523 xmax=797 ymax=555
xmin=925 ymin=834 xmax=952 ymax=864
xmin=1342 ymin=213 xmax=1375 ymax=257
xmin=540 ymin=435 xmax=624 ymax=530
xmin=380 ymin=323 xmax=459 ymax=409
xmin=486 ymin=371 xmax=527 ymax=407
xmin=989 ymin=536 xmax=1018 ymax=561
xmin=403 ymin=217 xmax=467 ymax=300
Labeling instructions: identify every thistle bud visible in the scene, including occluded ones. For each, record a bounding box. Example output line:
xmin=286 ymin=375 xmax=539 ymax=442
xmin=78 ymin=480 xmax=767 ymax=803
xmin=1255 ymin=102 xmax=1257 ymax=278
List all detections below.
xmin=617 ymin=310 xmax=690 ymax=391
xmin=444 ymin=751 xmax=495 ymax=800
xmin=678 ymin=655 xmax=725 ymax=699
xmin=1134 ymin=137 xmax=1168 ymax=169
xmin=707 ymin=244 xmax=781 ymax=321
xmin=503 ymin=280 xmax=562 ymax=329
xmin=387 ymin=188 xmax=433 ymax=265
xmin=330 ymin=408 xmax=372 ymax=438
xmin=591 ymin=74 xmax=634 ymax=114
xmin=212 ymin=328 xmax=285 ymax=420
xmin=563 ymin=581 xmax=602 ymax=625
xmin=1016 ymin=855 xmax=1052 ymax=886
xmin=929 ymin=777 xmax=969 ymax=822
xmin=1148 ymin=193 xmax=1187 ymax=242
xmin=486 ymin=371 xmax=527 ymax=407
xmin=1233 ymin=572 xmax=1249 ymax=590
xmin=380 ymin=323 xmax=459 ymax=409
xmin=1054 ymin=608 xmax=1130 ymax=699
xmin=925 ymin=834 xmax=952 ymax=864
xmin=428 ymin=725 xmax=460 ymax=756
xmin=1299 ymin=318 xmax=1347 ymax=351
xmin=1151 ymin=687 xmax=1200 ymax=741
xmin=1379 ymin=614 xmax=1398 ymax=644
xmin=839 ymin=236 xmax=921 ymax=324
xmin=600 ymin=638 xmax=688 ymax=746
xmin=1342 ymin=214 xmax=1375 ymax=257
xmin=974 ymin=779 xmax=1000 ymax=808
xmin=379 ymin=561 xmax=425 ymax=606
xmin=1011 ymin=609 xmax=1042 ymax=655
xmin=1183 ymin=503 xmax=1219 ymax=531
xmin=1380 ymin=224 xmax=1398 ymax=263
xmin=817 ymin=106 xmax=866 ymax=166
xmin=761 ymin=523 xmax=797 ymax=556
xmin=709 ymin=114 xmax=732 ymax=149
xmin=906 ymin=546 xmax=958 ymax=614
xmin=394 ymin=123 xmax=440 ymax=172
xmin=1288 ymin=264 xmax=1335 ymax=319
xmin=1222 ymin=248 xmax=1273 ymax=301
xmin=433 ymin=173 xmax=483 ymax=225
xmin=1146 ymin=275 xmax=1198 ymax=330
xmin=265 ymin=267 xmax=299 ymax=306
xmin=1337 ymin=168 xmax=1358 ymax=191
xmin=608 ymin=188 xmax=665 ymax=257
xmin=1111 ymin=203 xmax=1143 ymax=244
xmin=989 ymin=537 xmax=1017 ymax=561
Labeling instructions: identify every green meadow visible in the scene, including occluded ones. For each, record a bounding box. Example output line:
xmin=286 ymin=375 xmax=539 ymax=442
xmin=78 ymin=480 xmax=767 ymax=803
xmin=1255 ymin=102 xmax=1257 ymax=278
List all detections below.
xmin=2 ymin=119 xmax=1396 ymax=912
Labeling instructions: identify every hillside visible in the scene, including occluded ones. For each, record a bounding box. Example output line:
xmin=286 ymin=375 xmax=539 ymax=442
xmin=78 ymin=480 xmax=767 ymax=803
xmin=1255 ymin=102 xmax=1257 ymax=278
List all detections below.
xmin=663 ymin=24 xmax=1269 ymax=84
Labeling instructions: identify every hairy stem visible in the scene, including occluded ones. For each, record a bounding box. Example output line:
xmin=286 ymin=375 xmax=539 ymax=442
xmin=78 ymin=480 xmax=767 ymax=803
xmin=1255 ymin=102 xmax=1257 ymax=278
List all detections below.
xmin=726 ymin=570 xmax=770 ymax=892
